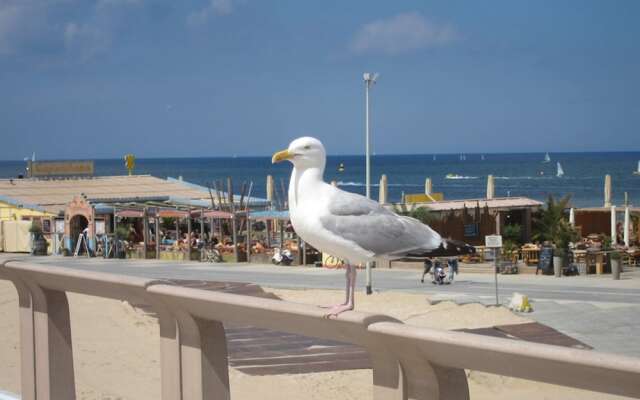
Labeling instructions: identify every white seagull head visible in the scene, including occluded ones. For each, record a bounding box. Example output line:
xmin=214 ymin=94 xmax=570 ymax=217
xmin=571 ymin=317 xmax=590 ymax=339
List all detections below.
xmin=272 ymin=136 xmax=326 ymax=171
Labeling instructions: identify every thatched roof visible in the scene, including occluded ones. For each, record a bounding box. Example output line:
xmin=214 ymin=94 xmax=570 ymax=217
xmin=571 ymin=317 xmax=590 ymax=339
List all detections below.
xmin=0 ymin=175 xmax=214 ymax=215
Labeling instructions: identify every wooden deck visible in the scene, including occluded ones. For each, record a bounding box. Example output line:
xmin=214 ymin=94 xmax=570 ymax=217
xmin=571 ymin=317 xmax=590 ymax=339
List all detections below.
xmin=150 ymin=279 xmax=591 ymax=376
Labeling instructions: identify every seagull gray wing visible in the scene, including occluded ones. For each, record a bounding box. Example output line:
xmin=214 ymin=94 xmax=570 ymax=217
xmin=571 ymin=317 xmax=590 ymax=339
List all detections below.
xmin=318 ymin=190 xmax=442 ymax=257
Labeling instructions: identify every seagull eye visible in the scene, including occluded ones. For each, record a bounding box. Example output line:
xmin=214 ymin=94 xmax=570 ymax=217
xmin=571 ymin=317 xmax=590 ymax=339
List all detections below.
xmin=303 ymin=145 xmax=311 ymax=150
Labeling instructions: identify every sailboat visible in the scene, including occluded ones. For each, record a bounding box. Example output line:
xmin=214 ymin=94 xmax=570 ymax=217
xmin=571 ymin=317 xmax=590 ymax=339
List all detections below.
xmin=543 ymin=152 xmax=551 ymax=163
xmin=481 ymin=154 xmax=485 ymax=161
xmin=432 ymin=155 xmax=436 ymax=161
xmin=556 ymin=162 xmax=564 ymax=178
xmin=633 ymin=160 xmax=640 ymax=176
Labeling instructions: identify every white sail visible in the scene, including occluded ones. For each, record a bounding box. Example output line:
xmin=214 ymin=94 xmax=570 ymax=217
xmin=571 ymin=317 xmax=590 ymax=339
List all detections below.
xmin=635 ymin=160 xmax=640 ymax=175
xmin=543 ymin=152 xmax=551 ymax=163
xmin=556 ymin=162 xmax=564 ymax=177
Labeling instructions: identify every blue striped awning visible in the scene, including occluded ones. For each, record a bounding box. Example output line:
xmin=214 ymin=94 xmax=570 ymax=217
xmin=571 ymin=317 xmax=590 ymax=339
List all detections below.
xmin=249 ymin=210 xmax=289 ymax=220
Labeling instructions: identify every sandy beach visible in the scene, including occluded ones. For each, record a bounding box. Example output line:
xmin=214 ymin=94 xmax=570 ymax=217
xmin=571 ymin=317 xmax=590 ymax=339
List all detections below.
xmin=0 ymin=280 xmax=634 ymax=400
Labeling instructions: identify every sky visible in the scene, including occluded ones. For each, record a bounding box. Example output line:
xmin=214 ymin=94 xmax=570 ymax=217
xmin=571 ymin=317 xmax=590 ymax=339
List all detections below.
xmin=1 ymin=0 xmax=639 ymax=160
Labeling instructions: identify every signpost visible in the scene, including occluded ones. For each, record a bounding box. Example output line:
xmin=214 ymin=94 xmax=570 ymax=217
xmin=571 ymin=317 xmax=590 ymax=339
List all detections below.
xmin=485 ymin=235 xmax=503 ymax=306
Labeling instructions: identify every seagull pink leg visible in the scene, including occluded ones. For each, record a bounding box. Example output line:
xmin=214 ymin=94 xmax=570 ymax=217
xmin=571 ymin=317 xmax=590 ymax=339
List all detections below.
xmin=321 ymin=263 xmax=351 ymax=308
xmin=324 ymin=264 xmax=356 ymax=318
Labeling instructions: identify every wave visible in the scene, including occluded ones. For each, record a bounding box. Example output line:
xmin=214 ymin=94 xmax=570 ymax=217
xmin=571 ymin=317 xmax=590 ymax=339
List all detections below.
xmin=494 ymin=176 xmax=553 ymax=180
xmin=336 ymin=181 xmax=421 ymax=187
xmin=445 ymin=174 xmax=478 ymax=180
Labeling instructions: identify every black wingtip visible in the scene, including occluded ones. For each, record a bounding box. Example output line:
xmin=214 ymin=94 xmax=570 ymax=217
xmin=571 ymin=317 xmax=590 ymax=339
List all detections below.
xmin=406 ymin=239 xmax=475 ymax=258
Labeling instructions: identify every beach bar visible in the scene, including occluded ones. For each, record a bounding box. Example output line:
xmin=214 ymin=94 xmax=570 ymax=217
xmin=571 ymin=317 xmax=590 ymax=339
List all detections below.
xmin=0 ymin=175 xmax=267 ymax=259
xmin=388 ymin=197 xmax=543 ymax=246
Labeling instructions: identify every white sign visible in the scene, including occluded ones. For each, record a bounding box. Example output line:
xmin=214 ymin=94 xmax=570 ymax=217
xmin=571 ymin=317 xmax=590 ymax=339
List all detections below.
xmin=55 ymin=219 xmax=65 ymax=234
xmin=96 ymin=220 xmax=106 ymax=235
xmin=485 ymin=235 xmax=503 ymax=248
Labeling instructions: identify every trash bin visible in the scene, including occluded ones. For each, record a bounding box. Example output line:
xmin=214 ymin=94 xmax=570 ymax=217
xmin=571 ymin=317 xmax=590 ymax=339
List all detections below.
xmin=553 ymin=256 xmax=563 ymax=277
xmin=611 ymin=259 xmax=621 ymax=280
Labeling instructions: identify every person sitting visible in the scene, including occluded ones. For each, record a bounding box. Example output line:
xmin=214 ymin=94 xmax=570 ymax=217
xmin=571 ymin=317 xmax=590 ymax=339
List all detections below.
xmin=252 ymin=241 xmax=266 ymax=253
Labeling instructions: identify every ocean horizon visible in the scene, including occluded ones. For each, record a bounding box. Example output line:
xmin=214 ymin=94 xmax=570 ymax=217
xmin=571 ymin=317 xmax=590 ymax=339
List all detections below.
xmin=1 ymin=151 xmax=639 ymax=208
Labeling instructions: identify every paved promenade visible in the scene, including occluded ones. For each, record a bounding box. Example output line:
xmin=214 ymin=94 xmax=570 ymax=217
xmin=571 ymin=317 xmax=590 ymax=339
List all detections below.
xmin=2 ymin=254 xmax=639 ymax=356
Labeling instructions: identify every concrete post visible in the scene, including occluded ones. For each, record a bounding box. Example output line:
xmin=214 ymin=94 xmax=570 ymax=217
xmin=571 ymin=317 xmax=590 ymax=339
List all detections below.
xmin=155 ymin=217 xmax=160 ymax=259
xmin=611 ymin=205 xmax=617 ymax=244
xmin=379 ymin=174 xmax=388 ymax=204
xmin=604 ymin=175 xmax=612 ymax=208
xmin=143 ymin=208 xmax=149 ymax=259
xmin=266 ymin=175 xmax=274 ymax=207
xmin=569 ymin=208 xmax=575 ymax=226
xmin=624 ymin=206 xmax=630 ymax=247
xmin=425 ymin=178 xmax=432 ymax=195
xmin=486 ymin=175 xmax=495 ymax=200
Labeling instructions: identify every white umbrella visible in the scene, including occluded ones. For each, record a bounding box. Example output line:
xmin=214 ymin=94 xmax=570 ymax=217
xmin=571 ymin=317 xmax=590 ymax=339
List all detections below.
xmin=610 ymin=205 xmax=617 ymax=244
xmin=569 ymin=208 xmax=575 ymax=226
xmin=624 ymin=206 xmax=630 ymax=247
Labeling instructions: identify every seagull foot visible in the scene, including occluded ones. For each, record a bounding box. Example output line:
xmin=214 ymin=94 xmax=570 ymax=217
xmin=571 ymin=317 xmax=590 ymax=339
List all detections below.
xmin=323 ymin=304 xmax=353 ymax=318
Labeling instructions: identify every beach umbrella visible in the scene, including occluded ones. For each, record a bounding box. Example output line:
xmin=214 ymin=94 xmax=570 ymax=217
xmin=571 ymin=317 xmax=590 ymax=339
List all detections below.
xmin=569 ymin=208 xmax=575 ymax=226
xmin=624 ymin=206 xmax=630 ymax=248
xmin=378 ymin=174 xmax=388 ymax=204
xmin=610 ymin=205 xmax=617 ymax=244
xmin=486 ymin=175 xmax=495 ymax=200
xmin=604 ymin=175 xmax=612 ymax=207
xmin=425 ymin=177 xmax=433 ymax=195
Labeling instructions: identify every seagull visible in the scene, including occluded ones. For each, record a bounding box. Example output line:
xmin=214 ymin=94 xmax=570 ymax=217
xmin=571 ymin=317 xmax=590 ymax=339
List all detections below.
xmin=272 ymin=137 xmax=475 ymax=317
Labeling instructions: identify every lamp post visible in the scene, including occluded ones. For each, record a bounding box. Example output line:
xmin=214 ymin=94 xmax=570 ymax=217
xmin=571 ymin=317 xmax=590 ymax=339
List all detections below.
xmin=363 ymin=72 xmax=378 ymax=295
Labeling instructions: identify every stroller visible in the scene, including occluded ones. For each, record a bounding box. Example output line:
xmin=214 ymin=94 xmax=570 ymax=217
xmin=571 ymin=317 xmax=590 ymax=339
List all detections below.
xmin=421 ymin=258 xmax=458 ymax=285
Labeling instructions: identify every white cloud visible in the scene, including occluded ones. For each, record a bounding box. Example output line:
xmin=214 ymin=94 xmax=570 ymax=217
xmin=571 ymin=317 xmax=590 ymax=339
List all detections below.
xmin=63 ymin=21 xmax=111 ymax=61
xmin=0 ymin=3 xmax=21 ymax=54
xmin=187 ymin=0 xmax=233 ymax=27
xmin=0 ymin=0 xmax=143 ymax=61
xmin=0 ymin=1 xmax=49 ymax=55
xmin=350 ymin=12 xmax=458 ymax=56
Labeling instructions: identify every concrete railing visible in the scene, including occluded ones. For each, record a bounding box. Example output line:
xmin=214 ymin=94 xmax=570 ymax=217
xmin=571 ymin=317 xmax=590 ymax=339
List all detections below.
xmin=1 ymin=260 xmax=640 ymax=400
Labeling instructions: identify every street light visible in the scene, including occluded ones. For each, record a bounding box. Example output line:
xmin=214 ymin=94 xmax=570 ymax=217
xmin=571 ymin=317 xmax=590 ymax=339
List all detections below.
xmin=363 ymin=72 xmax=378 ymax=295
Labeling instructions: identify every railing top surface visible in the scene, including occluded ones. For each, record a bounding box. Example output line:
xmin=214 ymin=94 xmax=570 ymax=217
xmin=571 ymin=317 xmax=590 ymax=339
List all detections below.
xmin=1 ymin=261 xmax=171 ymax=300
xmin=369 ymin=321 xmax=640 ymax=371
xmin=147 ymin=283 xmax=400 ymax=346
xmin=369 ymin=321 xmax=640 ymax=398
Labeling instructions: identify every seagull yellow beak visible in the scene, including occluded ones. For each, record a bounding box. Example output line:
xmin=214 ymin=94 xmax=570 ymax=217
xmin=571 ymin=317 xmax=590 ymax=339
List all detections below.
xmin=272 ymin=149 xmax=293 ymax=164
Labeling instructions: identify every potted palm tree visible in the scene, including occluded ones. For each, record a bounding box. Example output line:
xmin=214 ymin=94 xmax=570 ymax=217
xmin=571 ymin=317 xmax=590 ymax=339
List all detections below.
xmin=533 ymin=195 xmax=578 ymax=277
xmin=29 ymin=221 xmax=48 ymax=256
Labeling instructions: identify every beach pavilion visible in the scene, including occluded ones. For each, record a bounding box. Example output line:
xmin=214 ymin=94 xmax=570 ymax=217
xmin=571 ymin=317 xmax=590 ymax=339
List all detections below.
xmin=0 ymin=175 xmax=266 ymax=258
xmin=386 ymin=197 xmax=544 ymax=246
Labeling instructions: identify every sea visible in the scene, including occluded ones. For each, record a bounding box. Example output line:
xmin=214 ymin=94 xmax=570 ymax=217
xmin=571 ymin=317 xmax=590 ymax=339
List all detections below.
xmin=1 ymin=152 xmax=639 ymax=208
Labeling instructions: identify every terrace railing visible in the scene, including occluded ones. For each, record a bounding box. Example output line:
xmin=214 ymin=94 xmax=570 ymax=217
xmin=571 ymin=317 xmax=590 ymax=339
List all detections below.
xmin=1 ymin=260 xmax=640 ymax=400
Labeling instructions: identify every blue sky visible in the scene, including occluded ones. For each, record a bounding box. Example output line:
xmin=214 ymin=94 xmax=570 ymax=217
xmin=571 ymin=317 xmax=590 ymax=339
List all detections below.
xmin=1 ymin=0 xmax=639 ymax=160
